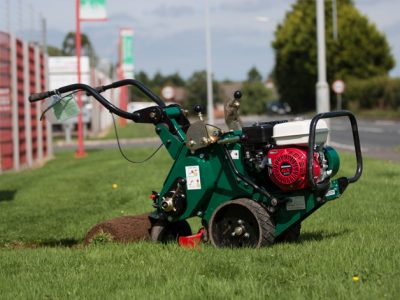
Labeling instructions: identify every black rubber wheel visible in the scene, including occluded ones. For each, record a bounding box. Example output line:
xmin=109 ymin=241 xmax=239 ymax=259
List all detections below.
xmin=151 ymin=220 xmax=192 ymax=244
xmin=276 ymin=222 xmax=301 ymax=243
xmin=209 ymin=199 xmax=275 ymax=248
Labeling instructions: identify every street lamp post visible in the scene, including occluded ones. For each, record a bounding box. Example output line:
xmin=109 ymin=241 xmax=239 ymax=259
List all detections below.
xmin=75 ymin=0 xmax=86 ymax=157
xmin=316 ymin=0 xmax=330 ymax=114
xmin=205 ymin=0 xmax=214 ymax=124
xmin=332 ymin=0 xmax=338 ymax=41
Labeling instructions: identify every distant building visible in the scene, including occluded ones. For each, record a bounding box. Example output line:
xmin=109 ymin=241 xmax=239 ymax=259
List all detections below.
xmin=48 ymin=56 xmax=117 ymax=137
xmin=219 ymin=82 xmax=243 ymax=100
xmin=265 ymin=78 xmax=275 ymax=90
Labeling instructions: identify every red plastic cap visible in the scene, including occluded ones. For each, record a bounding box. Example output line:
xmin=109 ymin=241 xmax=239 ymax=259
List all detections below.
xmin=179 ymin=228 xmax=204 ymax=249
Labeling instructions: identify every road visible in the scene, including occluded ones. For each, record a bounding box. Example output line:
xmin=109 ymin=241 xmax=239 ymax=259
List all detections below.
xmin=55 ymin=115 xmax=400 ymax=161
xmin=329 ymin=118 xmax=400 ymax=160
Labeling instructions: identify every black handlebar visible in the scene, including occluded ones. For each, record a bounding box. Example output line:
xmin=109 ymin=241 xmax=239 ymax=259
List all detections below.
xmin=307 ymin=110 xmax=363 ymax=193
xmin=28 ymin=79 xmax=167 ymax=117
xmin=30 ymin=83 xmax=135 ymax=120
xmin=29 ymin=79 xmax=193 ymax=131
xmin=100 ymin=79 xmax=166 ymax=108
xmin=29 ymin=91 xmax=53 ymax=102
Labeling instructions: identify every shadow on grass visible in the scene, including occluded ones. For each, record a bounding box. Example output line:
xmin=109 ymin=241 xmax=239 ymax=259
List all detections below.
xmin=299 ymin=229 xmax=350 ymax=243
xmin=0 ymin=190 xmax=17 ymax=202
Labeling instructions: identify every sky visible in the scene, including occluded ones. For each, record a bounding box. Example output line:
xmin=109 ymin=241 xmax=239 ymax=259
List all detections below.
xmin=1 ymin=0 xmax=399 ymax=81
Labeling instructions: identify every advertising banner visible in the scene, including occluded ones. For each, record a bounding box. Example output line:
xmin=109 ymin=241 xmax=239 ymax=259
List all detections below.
xmin=120 ymin=28 xmax=134 ymax=79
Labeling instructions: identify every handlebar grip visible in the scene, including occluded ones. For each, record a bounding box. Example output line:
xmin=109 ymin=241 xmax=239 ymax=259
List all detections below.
xmin=29 ymin=91 xmax=53 ymax=102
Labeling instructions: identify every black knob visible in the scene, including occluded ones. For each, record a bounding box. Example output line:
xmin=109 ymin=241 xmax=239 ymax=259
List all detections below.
xmin=234 ymin=90 xmax=242 ymax=100
xmin=194 ymin=104 xmax=203 ymax=114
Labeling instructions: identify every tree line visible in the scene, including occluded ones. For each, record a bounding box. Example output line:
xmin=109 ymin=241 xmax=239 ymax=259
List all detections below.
xmin=132 ymin=68 xmax=275 ymax=115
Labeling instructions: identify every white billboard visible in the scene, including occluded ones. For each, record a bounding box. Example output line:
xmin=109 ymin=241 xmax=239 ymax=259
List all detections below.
xmin=48 ymin=56 xmax=90 ymax=90
xmin=80 ymin=0 xmax=107 ymax=20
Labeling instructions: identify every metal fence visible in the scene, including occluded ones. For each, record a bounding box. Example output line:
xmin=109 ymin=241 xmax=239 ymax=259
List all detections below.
xmin=0 ymin=0 xmax=50 ymax=171
xmin=0 ymin=1 xmax=118 ymax=167
xmin=0 ymin=31 xmax=51 ymax=172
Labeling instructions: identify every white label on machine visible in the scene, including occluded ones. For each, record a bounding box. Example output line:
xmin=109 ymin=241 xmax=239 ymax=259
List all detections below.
xmin=325 ymin=189 xmax=336 ymax=197
xmin=286 ymin=196 xmax=306 ymax=211
xmin=185 ymin=166 xmax=202 ymax=190
xmin=230 ymin=150 xmax=239 ymax=160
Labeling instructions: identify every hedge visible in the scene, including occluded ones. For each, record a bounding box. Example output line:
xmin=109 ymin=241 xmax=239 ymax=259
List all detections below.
xmin=345 ymin=76 xmax=400 ymax=110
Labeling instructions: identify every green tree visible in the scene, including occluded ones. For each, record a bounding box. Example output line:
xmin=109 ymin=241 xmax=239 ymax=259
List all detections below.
xmin=247 ymin=66 xmax=263 ymax=82
xmin=61 ymin=32 xmax=97 ymax=65
xmin=151 ymin=71 xmax=166 ymax=87
xmin=240 ymin=81 xmax=273 ymax=115
xmin=129 ymin=70 xmax=153 ymax=101
xmin=272 ymin=0 xmax=395 ymax=112
xmin=185 ymin=70 xmax=221 ymax=113
xmin=151 ymin=71 xmax=186 ymax=87
xmin=164 ymin=72 xmax=185 ymax=87
xmin=47 ymin=45 xmax=63 ymax=56
xmin=135 ymin=71 xmax=151 ymax=87
xmin=236 ymin=67 xmax=273 ymax=115
xmin=130 ymin=71 xmax=186 ymax=101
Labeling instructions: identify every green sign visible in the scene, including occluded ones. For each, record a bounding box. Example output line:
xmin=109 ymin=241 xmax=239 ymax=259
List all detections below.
xmin=122 ymin=34 xmax=133 ymax=65
xmin=121 ymin=29 xmax=134 ymax=78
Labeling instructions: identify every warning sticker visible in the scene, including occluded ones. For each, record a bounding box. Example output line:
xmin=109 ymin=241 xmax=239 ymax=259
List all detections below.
xmin=230 ymin=150 xmax=239 ymax=160
xmin=325 ymin=189 xmax=336 ymax=197
xmin=286 ymin=196 xmax=306 ymax=211
xmin=185 ymin=166 xmax=201 ymax=190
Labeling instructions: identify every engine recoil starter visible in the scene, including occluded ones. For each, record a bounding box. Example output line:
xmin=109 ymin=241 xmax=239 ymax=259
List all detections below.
xmin=267 ymin=147 xmax=321 ymax=191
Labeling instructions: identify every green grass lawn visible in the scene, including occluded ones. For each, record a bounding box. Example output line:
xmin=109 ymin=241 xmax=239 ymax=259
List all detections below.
xmin=54 ymin=122 xmax=158 ymax=143
xmin=0 ymin=149 xmax=399 ymax=299
xmin=93 ymin=121 xmax=158 ymax=140
xmin=355 ymin=108 xmax=400 ymax=120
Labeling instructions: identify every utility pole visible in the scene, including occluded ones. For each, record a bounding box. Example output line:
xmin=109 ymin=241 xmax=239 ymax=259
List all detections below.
xmin=18 ymin=0 xmax=23 ymax=37
xmin=332 ymin=0 xmax=338 ymax=41
xmin=6 ymin=0 xmax=10 ymax=33
xmin=41 ymin=16 xmax=47 ymax=53
xmin=29 ymin=3 xmax=35 ymax=42
xmin=316 ymin=0 xmax=330 ymax=114
xmin=205 ymin=0 xmax=214 ymax=124
xmin=75 ymin=0 xmax=86 ymax=157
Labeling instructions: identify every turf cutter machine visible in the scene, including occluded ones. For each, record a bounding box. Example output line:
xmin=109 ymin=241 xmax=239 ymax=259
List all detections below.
xmin=29 ymin=79 xmax=363 ymax=248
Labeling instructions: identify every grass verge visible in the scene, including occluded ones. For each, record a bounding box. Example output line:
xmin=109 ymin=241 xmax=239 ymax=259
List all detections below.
xmin=92 ymin=121 xmax=158 ymax=140
xmin=349 ymin=108 xmax=400 ymax=120
xmin=0 ymin=149 xmax=399 ymax=299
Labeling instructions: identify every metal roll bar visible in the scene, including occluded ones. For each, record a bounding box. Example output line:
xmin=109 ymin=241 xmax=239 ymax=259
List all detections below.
xmin=307 ymin=110 xmax=363 ymax=192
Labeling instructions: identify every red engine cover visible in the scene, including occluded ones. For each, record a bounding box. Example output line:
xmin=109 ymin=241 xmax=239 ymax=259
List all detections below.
xmin=267 ymin=147 xmax=321 ymax=191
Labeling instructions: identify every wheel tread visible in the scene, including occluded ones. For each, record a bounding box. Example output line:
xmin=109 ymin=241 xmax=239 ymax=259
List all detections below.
xmin=209 ymin=198 xmax=275 ymax=248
